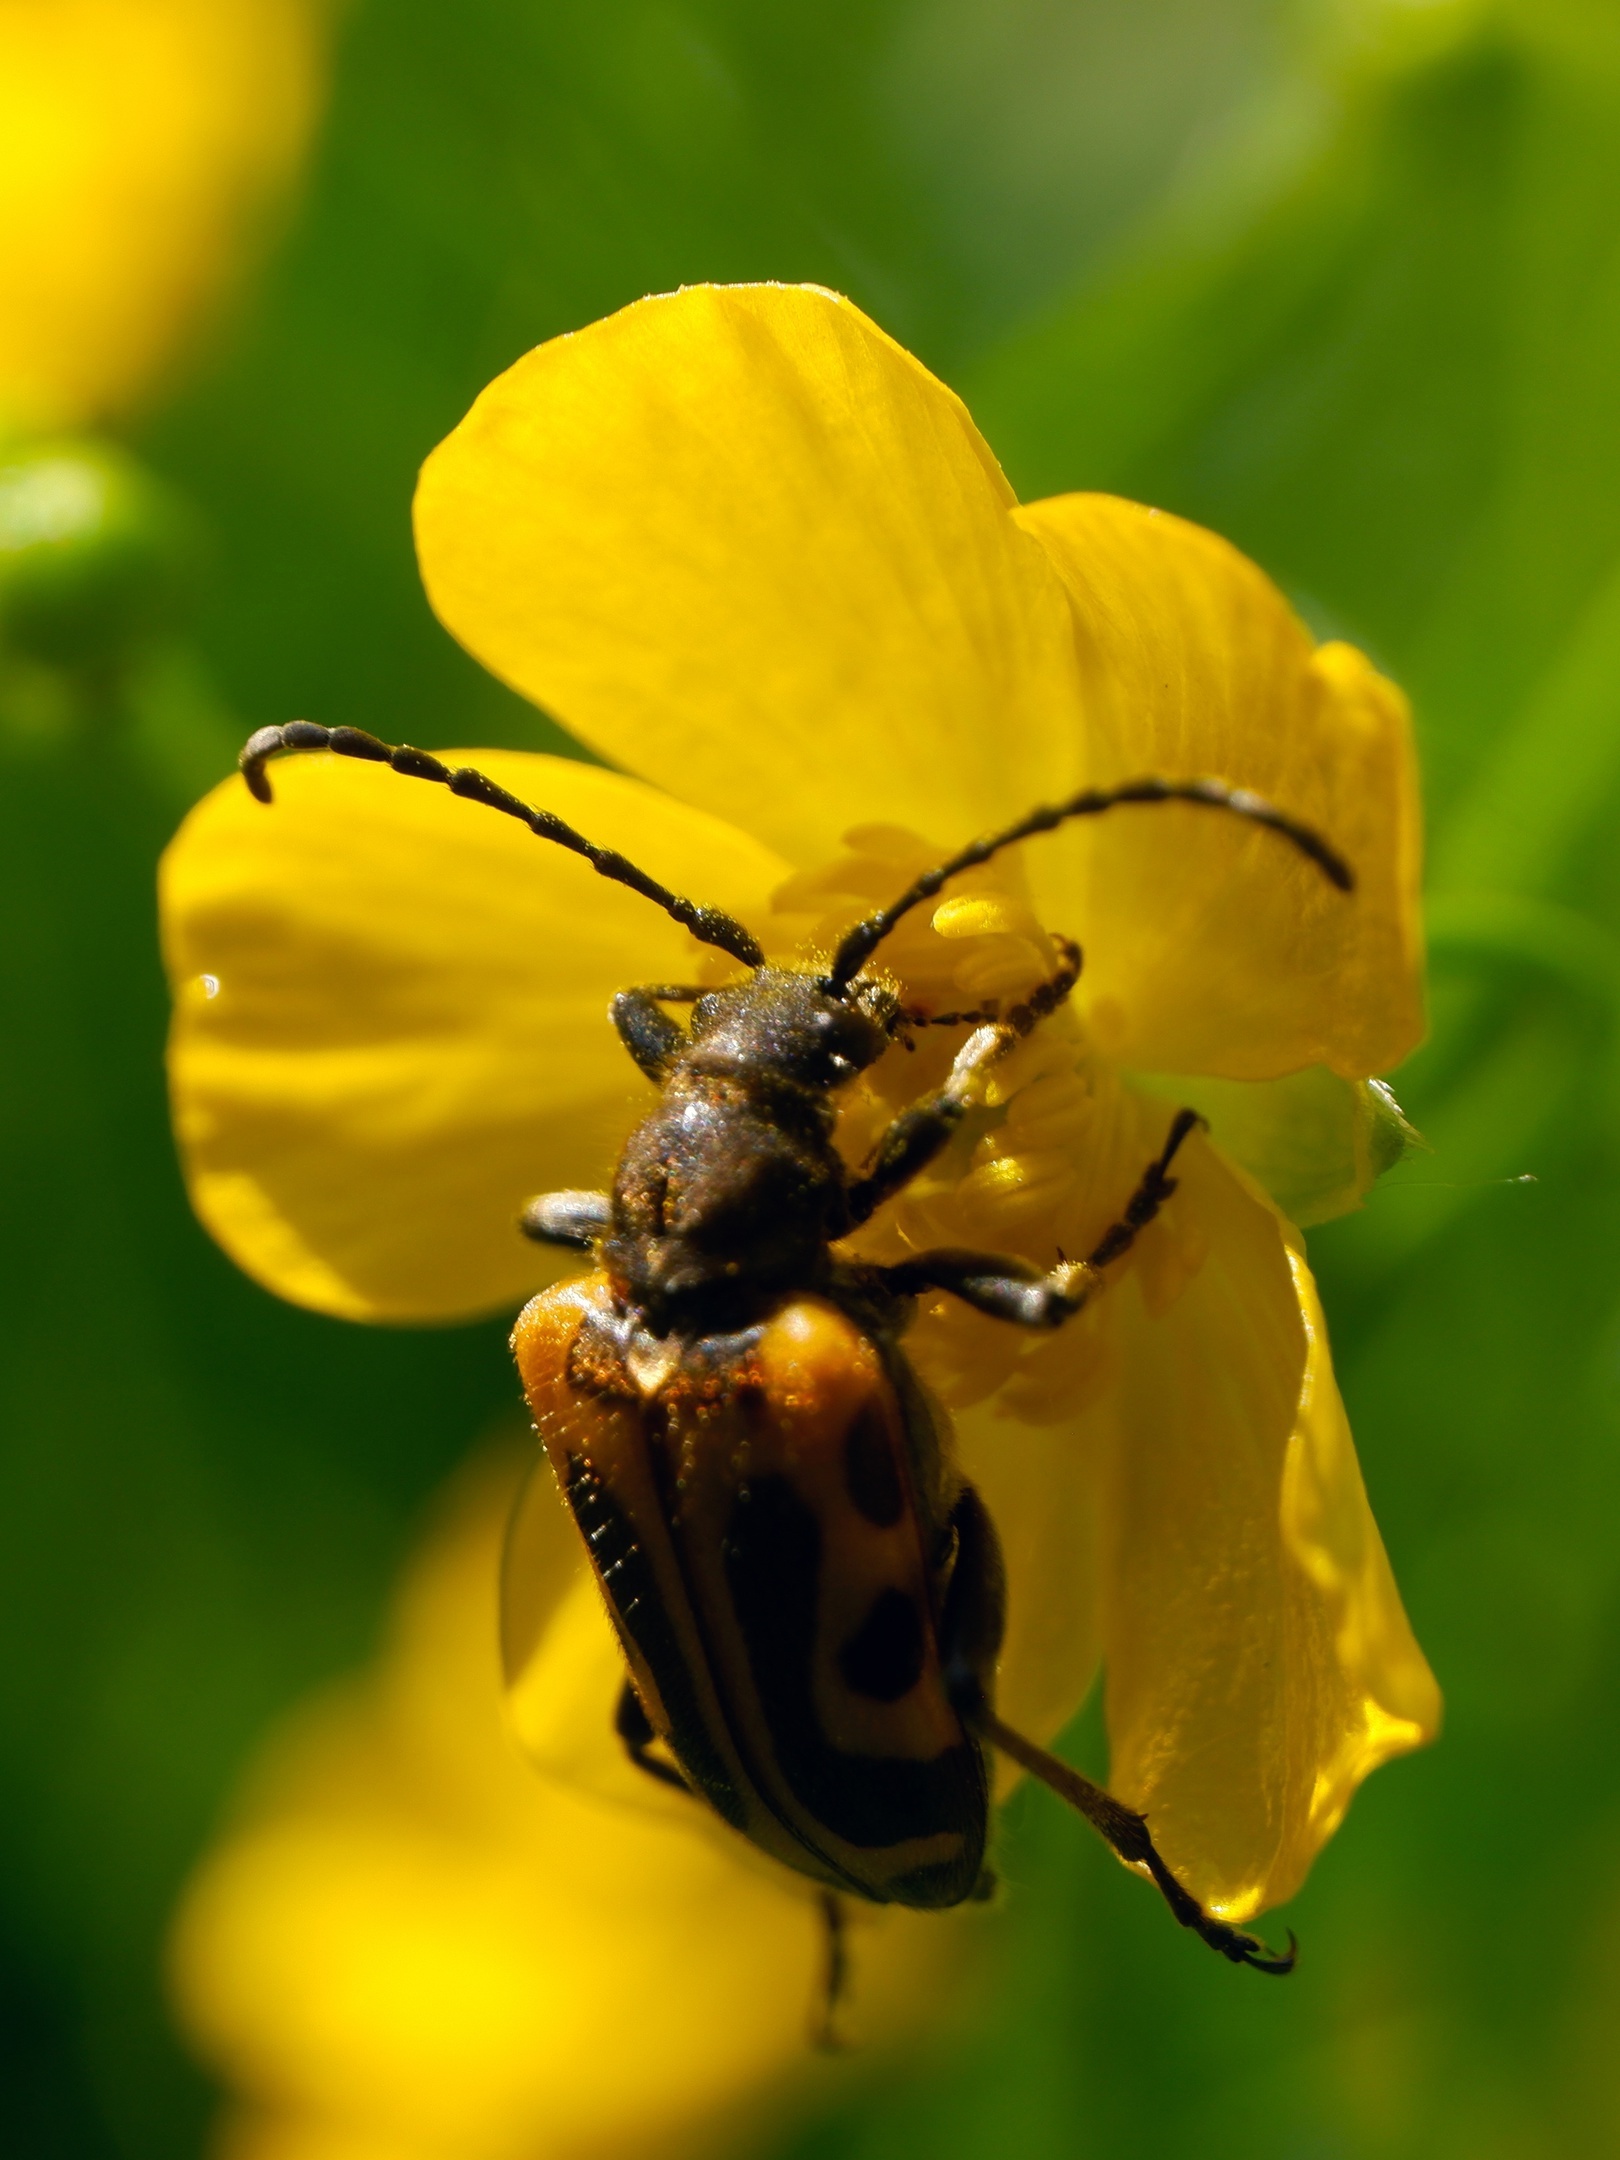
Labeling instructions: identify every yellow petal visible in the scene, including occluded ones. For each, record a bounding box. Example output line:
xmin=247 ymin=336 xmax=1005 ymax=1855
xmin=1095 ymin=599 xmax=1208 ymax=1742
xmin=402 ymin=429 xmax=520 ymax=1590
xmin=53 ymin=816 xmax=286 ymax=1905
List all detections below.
xmin=0 ymin=0 xmax=324 ymax=430
xmin=161 ymin=751 xmax=788 ymax=1322
xmin=169 ymin=1452 xmax=967 ymax=2160
xmin=1093 ymin=1139 xmax=1438 ymax=1919
xmin=1016 ymin=493 xmax=1425 ymax=1081
xmin=956 ymin=1392 xmax=1104 ymax=1773
xmin=414 ymin=283 xmax=1084 ymax=869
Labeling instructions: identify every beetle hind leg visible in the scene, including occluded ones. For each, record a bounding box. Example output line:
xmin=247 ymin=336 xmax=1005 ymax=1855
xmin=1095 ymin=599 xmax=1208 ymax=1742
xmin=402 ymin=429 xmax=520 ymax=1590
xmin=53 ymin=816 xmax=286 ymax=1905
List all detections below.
xmin=934 ymin=1478 xmax=1289 ymax=1973
xmin=614 ymin=1678 xmax=690 ymax=1793
xmin=812 ymin=1891 xmax=852 ymax=2053
xmin=968 ymin=1706 xmax=1297 ymax=1976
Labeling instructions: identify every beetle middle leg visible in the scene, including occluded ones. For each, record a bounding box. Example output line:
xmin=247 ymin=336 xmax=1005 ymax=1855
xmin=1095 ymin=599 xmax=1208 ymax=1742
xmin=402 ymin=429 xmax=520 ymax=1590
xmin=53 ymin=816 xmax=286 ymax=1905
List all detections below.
xmin=614 ymin=1677 xmax=690 ymax=1793
xmin=876 ymin=1106 xmax=1205 ymax=1325
xmin=936 ymin=1486 xmax=1293 ymax=1973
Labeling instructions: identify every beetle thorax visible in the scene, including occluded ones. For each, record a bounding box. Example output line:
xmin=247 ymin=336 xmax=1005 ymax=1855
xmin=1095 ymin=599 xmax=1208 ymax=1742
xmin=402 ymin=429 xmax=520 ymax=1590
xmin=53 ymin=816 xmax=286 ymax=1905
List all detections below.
xmin=602 ymin=970 xmax=894 ymax=1334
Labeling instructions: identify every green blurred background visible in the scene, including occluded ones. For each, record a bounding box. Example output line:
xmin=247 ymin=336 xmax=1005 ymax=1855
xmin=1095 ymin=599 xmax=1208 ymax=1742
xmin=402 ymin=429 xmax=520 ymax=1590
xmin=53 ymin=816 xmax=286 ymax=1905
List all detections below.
xmin=6 ymin=0 xmax=1620 ymax=2152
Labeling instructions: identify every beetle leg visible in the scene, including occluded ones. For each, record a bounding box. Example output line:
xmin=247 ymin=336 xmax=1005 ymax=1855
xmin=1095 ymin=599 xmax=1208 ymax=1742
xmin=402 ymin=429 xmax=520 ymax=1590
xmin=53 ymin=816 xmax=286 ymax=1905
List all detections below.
xmin=964 ymin=1705 xmax=1298 ymax=1977
xmin=846 ymin=943 xmax=1083 ymax=1228
xmin=899 ymin=935 xmax=1082 ymax=1035
xmin=614 ymin=1677 xmax=690 ymax=1793
xmin=611 ymin=987 xmax=696 ymax=1081
xmin=935 ymin=1486 xmax=1291 ymax=1970
xmin=844 ymin=1023 xmax=1016 ymax=1227
xmin=519 ymin=1189 xmax=612 ymax=1247
xmin=878 ymin=1247 xmax=1093 ymax=1327
xmin=1083 ymin=1105 xmax=1205 ymax=1271
xmin=811 ymin=1892 xmax=852 ymax=2052
xmin=843 ymin=1096 xmax=969 ymax=1229
xmin=936 ymin=1482 xmax=1008 ymax=1713
xmin=873 ymin=1106 xmax=1208 ymax=1321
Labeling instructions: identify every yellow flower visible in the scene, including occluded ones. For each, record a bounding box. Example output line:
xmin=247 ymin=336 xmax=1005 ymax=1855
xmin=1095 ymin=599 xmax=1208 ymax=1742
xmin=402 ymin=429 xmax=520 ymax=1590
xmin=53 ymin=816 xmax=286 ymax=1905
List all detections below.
xmin=161 ymin=283 xmax=1439 ymax=1935
xmin=0 ymin=0 xmax=326 ymax=433
xmin=170 ymin=1451 xmax=966 ymax=2160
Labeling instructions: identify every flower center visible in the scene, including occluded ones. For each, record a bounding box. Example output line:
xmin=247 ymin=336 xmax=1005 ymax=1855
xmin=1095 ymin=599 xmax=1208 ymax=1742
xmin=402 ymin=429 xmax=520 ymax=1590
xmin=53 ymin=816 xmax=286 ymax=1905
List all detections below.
xmin=759 ymin=827 xmax=1209 ymax=1424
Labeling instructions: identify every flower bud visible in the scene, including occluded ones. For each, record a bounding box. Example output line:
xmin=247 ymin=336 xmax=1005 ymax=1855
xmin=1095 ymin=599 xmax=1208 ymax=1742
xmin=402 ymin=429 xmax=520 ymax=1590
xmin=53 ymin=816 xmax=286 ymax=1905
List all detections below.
xmin=0 ymin=441 xmax=197 ymax=667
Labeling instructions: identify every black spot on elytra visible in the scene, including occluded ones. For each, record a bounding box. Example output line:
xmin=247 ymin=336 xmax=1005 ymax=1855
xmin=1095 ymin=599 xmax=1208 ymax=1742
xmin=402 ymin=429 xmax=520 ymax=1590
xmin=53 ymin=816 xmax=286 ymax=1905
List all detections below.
xmin=843 ymin=1402 xmax=904 ymax=1526
xmin=838 ymin=1588 xmax=925 ymax=1702
xmin=722 ymin=1473 xmax=985 ymax=1891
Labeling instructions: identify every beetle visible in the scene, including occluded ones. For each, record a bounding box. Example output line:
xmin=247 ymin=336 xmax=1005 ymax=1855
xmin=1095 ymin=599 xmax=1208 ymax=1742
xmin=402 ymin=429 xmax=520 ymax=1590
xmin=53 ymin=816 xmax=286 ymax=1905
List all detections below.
xmin=241 ymin=719 xmax=1354 ymax=2024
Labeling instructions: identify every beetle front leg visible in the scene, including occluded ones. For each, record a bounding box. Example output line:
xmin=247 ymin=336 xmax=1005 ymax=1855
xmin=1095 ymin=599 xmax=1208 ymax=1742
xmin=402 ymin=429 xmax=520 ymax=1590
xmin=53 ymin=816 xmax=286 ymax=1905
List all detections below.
xmin=846 ymin=942 xmax=1083 ymax=1228
xmin=844 ymin=1021 xmax=1016 ymax=1228
xmin=610 ymin=984 xmax=707 ymax=1082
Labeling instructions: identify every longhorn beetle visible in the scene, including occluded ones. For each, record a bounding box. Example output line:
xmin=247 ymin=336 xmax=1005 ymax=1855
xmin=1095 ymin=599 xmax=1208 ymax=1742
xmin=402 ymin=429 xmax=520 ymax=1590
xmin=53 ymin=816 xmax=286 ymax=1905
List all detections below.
xmin=242 ymin=719 xmax=1354 ymax=2030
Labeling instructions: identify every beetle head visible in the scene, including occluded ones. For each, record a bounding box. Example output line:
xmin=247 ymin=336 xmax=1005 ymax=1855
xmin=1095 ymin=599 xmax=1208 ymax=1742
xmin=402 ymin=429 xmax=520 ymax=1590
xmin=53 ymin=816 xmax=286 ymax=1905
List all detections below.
xmin=686 ymin=969 xmax=898 ymax=1090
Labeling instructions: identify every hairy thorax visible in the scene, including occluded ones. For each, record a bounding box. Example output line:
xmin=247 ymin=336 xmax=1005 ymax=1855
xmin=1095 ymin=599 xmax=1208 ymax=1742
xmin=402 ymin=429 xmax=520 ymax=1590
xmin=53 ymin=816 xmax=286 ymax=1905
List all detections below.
xmin=605 ymin=1066 xmax=852 ymax=1331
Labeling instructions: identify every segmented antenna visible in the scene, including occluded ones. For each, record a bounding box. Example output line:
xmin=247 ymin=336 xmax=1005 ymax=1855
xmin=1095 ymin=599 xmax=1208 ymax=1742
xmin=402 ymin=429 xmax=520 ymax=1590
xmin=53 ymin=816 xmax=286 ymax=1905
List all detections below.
xmin=828 ymin=775 xmax=1354 ymax=990
xmin=239 ymin=722 xmax=764 ymax=969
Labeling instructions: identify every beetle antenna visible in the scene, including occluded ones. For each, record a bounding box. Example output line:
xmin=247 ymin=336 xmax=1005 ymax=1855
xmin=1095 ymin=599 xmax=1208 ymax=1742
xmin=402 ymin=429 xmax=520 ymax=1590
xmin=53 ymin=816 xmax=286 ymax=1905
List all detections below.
xmin=239 ymin=722 xmax=764 ymax=970
xmin=827 ymin=775 xmax=1354 ymax=990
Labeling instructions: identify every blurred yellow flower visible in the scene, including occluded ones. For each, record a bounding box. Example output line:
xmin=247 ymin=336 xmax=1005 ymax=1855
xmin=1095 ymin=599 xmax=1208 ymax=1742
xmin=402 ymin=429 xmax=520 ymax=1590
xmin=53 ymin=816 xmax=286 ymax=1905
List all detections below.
xmin=171 ymin=1452 xmax=965 ymax=2160
xmin=161 ymin=283 xmax=1440 ymax=1941
xmin=0 ymin=0 xmax=327 ymax=432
